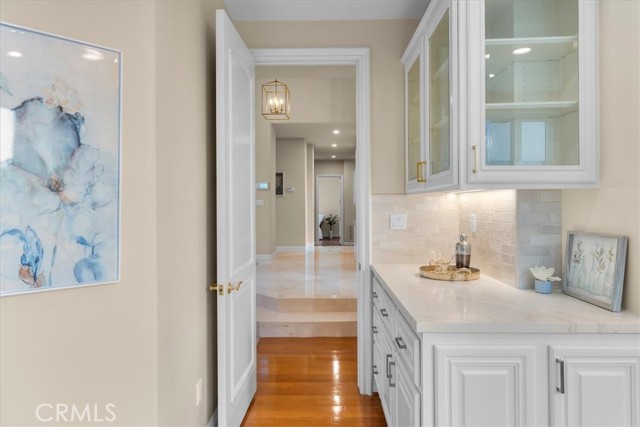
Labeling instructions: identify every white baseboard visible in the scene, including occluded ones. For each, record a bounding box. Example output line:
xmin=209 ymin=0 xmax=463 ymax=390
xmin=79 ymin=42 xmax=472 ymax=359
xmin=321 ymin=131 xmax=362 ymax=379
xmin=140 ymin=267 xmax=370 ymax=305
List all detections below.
xmin=207 ymin=408 xmax=217 ymax=427
xmin=256 ymin=252 xmax=275 ymax=261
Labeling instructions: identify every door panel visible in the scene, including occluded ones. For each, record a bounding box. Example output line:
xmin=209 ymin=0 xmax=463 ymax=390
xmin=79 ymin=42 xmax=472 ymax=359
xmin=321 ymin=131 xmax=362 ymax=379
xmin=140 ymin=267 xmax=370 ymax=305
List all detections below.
xmin=435 ymin=345 xmax=536 ymax=426
xmin=551 ymin=346 xmax=640 ymax=427
xmin=216 ymin=9 xmax=256 ymax=427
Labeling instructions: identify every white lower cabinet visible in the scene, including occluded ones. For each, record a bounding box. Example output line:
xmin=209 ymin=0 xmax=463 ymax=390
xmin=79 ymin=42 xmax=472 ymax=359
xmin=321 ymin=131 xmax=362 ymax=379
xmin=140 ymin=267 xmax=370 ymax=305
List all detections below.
xmin=371 ymin=275 xmax=640 ymax=427
xmin=435 ymin=346 xmax=536 ymax=426
xmin=373 ymin=276 xmax=421 ymax=426
xmin=550 ymin=346 xmax=640 ymax=427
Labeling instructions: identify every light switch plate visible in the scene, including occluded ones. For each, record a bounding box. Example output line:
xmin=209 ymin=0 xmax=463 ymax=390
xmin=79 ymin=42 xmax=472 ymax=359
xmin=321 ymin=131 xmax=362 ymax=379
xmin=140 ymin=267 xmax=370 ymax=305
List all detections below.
xmin=389 ymin=213 xmax=407 ymax=230
xmin=256 ymin=199 xmax=264 ymax=206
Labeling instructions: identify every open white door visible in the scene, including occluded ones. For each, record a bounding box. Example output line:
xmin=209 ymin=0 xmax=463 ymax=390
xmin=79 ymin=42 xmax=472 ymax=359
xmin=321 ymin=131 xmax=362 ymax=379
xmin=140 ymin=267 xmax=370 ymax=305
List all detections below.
xmin=215 ymin=9 xmax=256 ymax=427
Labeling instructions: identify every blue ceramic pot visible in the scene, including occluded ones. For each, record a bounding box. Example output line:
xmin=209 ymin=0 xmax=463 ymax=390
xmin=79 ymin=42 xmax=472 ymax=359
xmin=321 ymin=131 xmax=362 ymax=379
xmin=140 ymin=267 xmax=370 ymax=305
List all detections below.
xmin=535 ymin=279 xmax=553 ymax=294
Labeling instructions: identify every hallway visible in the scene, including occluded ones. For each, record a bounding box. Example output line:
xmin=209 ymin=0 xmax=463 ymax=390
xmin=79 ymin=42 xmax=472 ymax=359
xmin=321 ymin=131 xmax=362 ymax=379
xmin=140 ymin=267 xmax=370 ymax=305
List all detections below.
xmin=256 ymin=247 xmax=357 ymax=337
xmin=241 ymin=337 xmax=386 ymax=426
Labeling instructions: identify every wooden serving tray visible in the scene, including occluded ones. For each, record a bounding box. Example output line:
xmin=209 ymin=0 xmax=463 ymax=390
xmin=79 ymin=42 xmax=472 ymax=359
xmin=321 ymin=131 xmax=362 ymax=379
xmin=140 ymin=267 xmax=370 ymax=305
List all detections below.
xmin=420 ymin=265 xmax=480 ymax=281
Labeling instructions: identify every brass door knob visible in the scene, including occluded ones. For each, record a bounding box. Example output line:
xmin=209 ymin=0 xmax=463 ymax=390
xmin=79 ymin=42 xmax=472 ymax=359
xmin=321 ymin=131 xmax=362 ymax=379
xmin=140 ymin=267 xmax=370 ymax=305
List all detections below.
xmin=209 ymin=282 xmax=224 ymax=296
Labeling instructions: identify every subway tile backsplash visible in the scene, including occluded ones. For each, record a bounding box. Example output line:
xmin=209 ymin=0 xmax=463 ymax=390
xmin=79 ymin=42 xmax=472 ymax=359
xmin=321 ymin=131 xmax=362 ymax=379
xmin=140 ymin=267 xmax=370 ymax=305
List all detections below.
xmin=517 ymin=190 xmax=562 ymax=289
xmin=371 ymin=189 xmax=562 ymax=289
xmin=372 ymin=193 xmax=459 ymax=265
xmin=458 ymin=190 xmax=517 ymax=286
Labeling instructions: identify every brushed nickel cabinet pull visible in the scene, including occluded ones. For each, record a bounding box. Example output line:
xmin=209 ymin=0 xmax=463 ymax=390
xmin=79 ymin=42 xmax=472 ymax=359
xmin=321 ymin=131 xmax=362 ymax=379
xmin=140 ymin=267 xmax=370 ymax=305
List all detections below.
xmin=556 ymin=358 xmax=565 ymax=394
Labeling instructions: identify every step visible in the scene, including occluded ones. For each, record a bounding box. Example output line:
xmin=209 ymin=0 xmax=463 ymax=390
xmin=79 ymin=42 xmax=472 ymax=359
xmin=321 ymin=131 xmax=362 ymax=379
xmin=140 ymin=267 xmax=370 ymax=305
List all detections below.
xmin=257 ymin=293 xmax=356 ymax=313
xmin=257 ymin=306 xmax=356 ymax=337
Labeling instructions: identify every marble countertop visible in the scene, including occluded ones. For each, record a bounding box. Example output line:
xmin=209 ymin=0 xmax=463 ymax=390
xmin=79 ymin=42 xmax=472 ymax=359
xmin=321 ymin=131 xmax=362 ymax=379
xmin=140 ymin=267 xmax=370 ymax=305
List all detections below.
xmin=372 ymin=264 xmax=640 ymax=334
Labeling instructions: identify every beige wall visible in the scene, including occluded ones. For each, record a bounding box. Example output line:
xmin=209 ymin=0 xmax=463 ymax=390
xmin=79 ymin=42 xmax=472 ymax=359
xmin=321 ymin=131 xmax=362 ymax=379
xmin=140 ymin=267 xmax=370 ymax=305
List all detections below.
xmin=276 ymin=138 xmax=307 ymax=246
xmin=562 ymin=0 xmax=640 ymax=314
xmin=306 ymin=144 xmax=315 ymax=245
xmin=0 ymin=1 xmax=159 ymax=425
xmin=256 ymin=122 xmax=277 ymax=255
xmin=155 ymin=1 xmax=219 ymax=426
xmin=240 ymin=20 xmax=419 ymax=195
xmin=343 ymin=160 xmax=356 ymax=243
xmin=0 ymin=1 xmax=220 ymax=425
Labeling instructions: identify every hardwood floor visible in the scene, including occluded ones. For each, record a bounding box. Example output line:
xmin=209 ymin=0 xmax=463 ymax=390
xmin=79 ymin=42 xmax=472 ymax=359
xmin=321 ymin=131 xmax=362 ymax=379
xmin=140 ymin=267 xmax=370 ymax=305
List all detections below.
xmin=241 ymin=337 xmax=387 ymax=426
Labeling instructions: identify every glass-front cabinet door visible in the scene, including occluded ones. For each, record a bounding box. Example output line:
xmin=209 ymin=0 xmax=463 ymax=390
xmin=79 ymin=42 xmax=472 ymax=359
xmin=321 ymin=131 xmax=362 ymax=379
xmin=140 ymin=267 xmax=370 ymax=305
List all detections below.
xmin=405 ymin=44 xmax=424 ymax=193
xmin=466 ymin=0 xmax=598 ymax=186
xmin=404 ymin=0 xmax=458 ymax=193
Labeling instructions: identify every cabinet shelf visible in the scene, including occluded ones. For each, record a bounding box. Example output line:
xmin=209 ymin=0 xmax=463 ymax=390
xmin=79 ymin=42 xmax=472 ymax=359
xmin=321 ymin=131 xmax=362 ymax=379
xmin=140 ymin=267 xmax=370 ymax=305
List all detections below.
xmin=431 ymin=59 xmax=449 ymax=82
xmin=485 ymin=36 xmax=577 ymax=76
xmin=486 ymin=101 xmax=577 ymax=120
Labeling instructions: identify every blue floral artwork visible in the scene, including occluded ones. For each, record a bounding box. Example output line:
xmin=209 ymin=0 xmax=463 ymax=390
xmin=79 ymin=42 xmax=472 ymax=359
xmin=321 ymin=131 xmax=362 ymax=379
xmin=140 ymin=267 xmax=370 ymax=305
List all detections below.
xmin=1 ymin=23 xmax=121 ymax=296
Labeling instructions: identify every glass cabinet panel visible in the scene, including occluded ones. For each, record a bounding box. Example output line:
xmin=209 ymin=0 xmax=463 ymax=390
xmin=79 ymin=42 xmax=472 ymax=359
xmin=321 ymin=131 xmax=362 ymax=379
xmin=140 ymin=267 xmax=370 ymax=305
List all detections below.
xmin=484 ymin=0 xmax=579 ymax=167
xmin=428 ymin=10 xmax=450 ymax=176
xmin=407 ymin=54 xmax=421 ymax=182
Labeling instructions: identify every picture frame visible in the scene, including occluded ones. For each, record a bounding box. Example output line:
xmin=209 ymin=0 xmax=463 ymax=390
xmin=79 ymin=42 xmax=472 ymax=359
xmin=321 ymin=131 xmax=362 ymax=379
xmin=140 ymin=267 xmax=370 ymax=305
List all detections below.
xmin=275 ymin=172 xmax=284 ymax=196
xmin=563 ymin=231 xmax=628 ymax=312
xmin=0 ymin=23 xmax=122 ymax=296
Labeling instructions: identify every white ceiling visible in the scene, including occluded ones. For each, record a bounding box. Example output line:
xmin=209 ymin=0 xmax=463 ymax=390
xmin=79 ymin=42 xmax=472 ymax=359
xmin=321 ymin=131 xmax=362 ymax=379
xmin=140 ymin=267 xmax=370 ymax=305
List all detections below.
xmin=273 ymin=122 xmax=356 ymax=160
xmin=224 ymin=0 xmax=429 ymax=22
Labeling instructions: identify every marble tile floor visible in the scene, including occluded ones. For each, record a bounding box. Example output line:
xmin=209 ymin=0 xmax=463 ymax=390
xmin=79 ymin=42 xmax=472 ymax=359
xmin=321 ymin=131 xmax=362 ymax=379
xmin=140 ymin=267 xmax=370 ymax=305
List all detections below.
xmin=256 ymin=246 xmax=357 ymax=337
xmin=257 ymin=246 xmax=357 ymax=299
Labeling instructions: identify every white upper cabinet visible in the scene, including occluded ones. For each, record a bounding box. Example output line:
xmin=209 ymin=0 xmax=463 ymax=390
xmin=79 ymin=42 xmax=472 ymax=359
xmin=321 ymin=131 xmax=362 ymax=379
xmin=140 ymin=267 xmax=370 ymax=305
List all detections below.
xmin=466 ymin=0 xmax=598 ymax=187
xmin=404 ymin=0 xmax=599 ymax=193
xmin=403 ymin=0 xmax=460 ymax=193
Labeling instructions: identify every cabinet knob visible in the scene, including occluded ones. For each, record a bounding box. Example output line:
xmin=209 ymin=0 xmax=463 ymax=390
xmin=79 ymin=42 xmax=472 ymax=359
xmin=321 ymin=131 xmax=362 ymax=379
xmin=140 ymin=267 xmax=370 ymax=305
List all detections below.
xmin=380 ymin=308 xmax=388 ymax=317
xmin=395 ymin=336 xmax=407 ymax=349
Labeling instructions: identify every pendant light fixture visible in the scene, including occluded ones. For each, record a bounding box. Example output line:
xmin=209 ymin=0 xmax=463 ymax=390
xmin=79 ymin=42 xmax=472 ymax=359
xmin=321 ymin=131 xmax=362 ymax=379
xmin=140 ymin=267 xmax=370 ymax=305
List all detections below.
xmin=262 ymin=79 xmax=290 ymax=120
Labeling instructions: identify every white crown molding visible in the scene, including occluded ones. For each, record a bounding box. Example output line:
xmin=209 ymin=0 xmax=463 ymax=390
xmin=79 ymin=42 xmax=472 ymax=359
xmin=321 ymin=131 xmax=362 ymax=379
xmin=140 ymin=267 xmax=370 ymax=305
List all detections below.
xmin=224 ymin=0 xmax=429 ymax=22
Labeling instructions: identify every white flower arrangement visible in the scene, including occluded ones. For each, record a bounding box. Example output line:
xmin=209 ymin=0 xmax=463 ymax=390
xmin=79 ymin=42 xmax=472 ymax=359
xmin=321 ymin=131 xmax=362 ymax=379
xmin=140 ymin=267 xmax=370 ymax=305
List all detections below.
xmin=529 ymin=266 xmax=561 ymax=282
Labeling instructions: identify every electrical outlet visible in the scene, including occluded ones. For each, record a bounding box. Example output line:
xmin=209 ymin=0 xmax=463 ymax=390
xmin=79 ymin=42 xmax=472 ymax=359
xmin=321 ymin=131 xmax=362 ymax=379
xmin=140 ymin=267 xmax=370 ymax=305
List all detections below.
xmin=389 ymin=213 xmax=407 ymax=230
xmin=470 ymin=213 xmax=477 ymax=233
xmin=196 ymin=378 xmax=203 ymax=406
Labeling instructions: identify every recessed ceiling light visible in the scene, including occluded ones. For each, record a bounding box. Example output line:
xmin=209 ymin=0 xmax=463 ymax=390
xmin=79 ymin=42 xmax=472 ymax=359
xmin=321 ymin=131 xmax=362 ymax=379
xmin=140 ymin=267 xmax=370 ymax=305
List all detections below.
xmin=331 ymin=143 xmax=337 ymax=147
xmin=7 ymin=51 xmax=22 ymax=58
xmin=331 ymin=155 xmax=336 ymax=158
xmin=332 ymin=129 xmax=340 ymax=134
xmin=485 ymin=53 xmax=490 ymax=59
xmin=489 ymin=74 xmax=496 ymax=79
xmin=512 ymin=47 xmax=531 ymax=55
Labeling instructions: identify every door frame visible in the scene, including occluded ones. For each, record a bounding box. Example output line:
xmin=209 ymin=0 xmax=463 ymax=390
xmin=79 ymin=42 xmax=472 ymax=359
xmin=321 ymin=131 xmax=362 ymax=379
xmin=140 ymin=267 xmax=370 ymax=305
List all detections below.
xmin=252 ymin=47 xmax=372 ymax=394
xmin=315 ymin=174 xmax=344 ymax=245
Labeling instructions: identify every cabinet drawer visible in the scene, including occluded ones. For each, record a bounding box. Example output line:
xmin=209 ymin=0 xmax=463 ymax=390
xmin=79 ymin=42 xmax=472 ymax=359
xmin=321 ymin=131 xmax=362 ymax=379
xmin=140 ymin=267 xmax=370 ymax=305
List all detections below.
xmin=372 ymin=308 xmax=383 ymax=346
xmin=394 ymin=309 xmax=421 ymax=387
xmin=372 ymin=277 xmax=394 ymax=333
